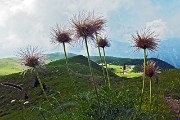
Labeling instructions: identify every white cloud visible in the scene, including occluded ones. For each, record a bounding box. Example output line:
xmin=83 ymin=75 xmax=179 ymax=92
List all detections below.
xmin=9 ymin=0 xmax=35 ymax=14
xmin=0 ymin=0 xmax=180 ymax=58
xmin=166 ymin=12 xmax=180 ymax=39
xmin=0 ymin=0 xmax=123 ymax=57
xmin=146 ymin=19 xmax=167 ymax=39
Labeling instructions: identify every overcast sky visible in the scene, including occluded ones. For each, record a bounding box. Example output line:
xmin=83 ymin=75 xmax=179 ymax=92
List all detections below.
xmin=0 ymin=0 xmax=180 ymax=58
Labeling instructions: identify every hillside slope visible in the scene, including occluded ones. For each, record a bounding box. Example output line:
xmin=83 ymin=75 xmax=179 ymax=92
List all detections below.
xmin=91 ymin=56 xmax=175 ymax=70
xmin=0 ymin=52 xmax=76 ymax=76
xmin=0 ymin=56 xmax=179 ymax=119
xmin=0 ymin=58 xmax=23 ymax=76
xmin=0 ymin=55 xmax=117 ymax=118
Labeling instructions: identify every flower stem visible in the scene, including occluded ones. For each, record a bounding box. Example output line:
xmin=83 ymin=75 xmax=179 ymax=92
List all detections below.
xmin=63 ymin=42 xmax=69 ymax=71
xmin=95 ymin=33 xmax=106 ymax=84
xmin=156 ymin=77 xmax=159 ymax=120
xmin=102 ymin=48 xmax=110 ymax=89
xmin=156 ymin=75 xmax=159 ymax=116
xmin=84 ymin=37 xmax=102 ymax=118
xmin=34 ymin=68 xmax=59 ymax=120
xmin=150 ymin=78 xmax=152 ymax=111
xmin=62 ymin=42 xmax=76 ymax=90
xmin=139 ymin=49 xmax=146 ymax=110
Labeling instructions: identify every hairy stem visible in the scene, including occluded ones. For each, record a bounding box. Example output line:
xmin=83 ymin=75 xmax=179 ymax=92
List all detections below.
xmin=63 ymin=42 xmax=76 ymax=90
xmin=95 ymin=33 xmax=106 ymax=84
xmin=139 ymin=49 xmax=146 ymax=110
xmin=63 ymin=42 xmax=69 ymax=71
xmin=156 ymin=76 xmax=159 ymax=119
xmin=150 ymin=78 xmax=152 ymax=111
xmin=34 ymin=68 xmax=59 ymax=120
xmin=84 ymin=37 xmax=102 ymax=118
xmin=102 ymin=48 xmax=111 ymax=89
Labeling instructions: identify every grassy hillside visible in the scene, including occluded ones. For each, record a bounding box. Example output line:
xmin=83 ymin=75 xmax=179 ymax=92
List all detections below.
xmin=107 ymin=64 xmax=142 ymax=78
xmin=91 ymin=56 xmax=130 ymax=65
xmin=91 ymin=56 xmax=175 ymax=70
xmin=0 ymin=53 xmax=76 ymax=76
xmin=0 ymin=55 xmax=118 ymax=119
xmin=0 ymin=53 xmax=174 ymax=76
xmin=0 ymin=58 xmax=23 ymax=76
xmin=0 ymin=56 xmax=179 ymax=119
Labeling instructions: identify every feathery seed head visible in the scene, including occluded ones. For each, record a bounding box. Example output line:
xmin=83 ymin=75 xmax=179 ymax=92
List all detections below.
xmin=72 ymin=14 xmax=94 ymax=39
xmin=132 ymin=28 xmax=159 ymax=51
xmin=97 ymin=37 xmax=110 ymax=48
xmin=51 ymin=25 xmax=72 ymax=44
xmin=145 ymin=60 xmax=158 ymax=78
xmin=18 ymin=46 xmax=44 ymax=68
xmin=71 ymin=12 xmax=105 ymax=41
xmin=91 ymin=17 xmax=106 ymax=35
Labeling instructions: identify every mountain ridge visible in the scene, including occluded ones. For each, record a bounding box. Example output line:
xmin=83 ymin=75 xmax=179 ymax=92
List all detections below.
xmin=104 ymin=38 xmax=180 ymax=68
xmin=0 ymin=52 xmax=175 ymax=76
xmin=91 ymin=56 xmax=175 ymax=70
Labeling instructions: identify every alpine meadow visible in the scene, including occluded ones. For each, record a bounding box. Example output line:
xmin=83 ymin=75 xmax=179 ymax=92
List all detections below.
xmin=0 ymin=1 xmax=180 ymax=120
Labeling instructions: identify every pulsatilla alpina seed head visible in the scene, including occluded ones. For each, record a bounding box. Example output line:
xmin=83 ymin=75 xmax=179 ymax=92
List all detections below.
xmin=72 ymin=12 xmax=105 ymax=40
xmin=51 ymin=25 xmax=72 ymax=44
xmin=132 ymin=28 xmax=159 ymax=51
xmin=72 ymin=13 xmax=94 ymax=39
xmin=145 ymin=60 xmax=158 ymax=78
xmin=97 ymin=37 xmax=110 ymax=48
xmin=18 ymin=46 xmax=44 ymax=68
xmin=91 ymin=17 xmax=106 ymax=35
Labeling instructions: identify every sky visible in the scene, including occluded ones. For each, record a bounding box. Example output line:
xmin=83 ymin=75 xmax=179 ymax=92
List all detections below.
xmin=0 ymin=0 xmax=180 ymax=58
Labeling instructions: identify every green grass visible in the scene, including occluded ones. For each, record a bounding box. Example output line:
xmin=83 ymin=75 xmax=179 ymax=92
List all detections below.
xmin=0 ymin=55 xmax=114 ymax=119
xmin=0 ymin=53 xmax=76 ymax=76
xmin=0 ymin=58 xmax=23 ymax=76
xmin=0 ymin=55 xmax=178 ymax=119
xmin=159 ymin=69 xmax=180 ymax=99
xmin=107 ymin=64 xmax=142 ymax=78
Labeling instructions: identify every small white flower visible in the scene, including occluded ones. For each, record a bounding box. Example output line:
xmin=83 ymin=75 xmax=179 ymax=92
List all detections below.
xmin=24 ymin=101 xmax=29 ymax=104
xmin=11 ymin=99 xmax=16 ymax=103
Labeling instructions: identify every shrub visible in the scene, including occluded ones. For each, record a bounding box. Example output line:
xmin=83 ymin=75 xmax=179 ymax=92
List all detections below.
xmin=73 ymin=87 xmax=153 ymax=120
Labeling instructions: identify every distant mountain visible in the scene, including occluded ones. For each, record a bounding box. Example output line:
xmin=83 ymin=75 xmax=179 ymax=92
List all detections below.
xmin=91 ymin=56 xmax=175 ymax=70
xmin=0 ymin=52 xmax=77 ymax=75
xmin=157 ymin=38 xmax=180 ymax=68
xmin=104 ymin=38 xmax=180 ymax=68
xmin=45 ymin=52 xmax=77 ymax=62
xmin=125 ymin=58 xmax=175 ymax=70
xmin=0 ymin=49 xmax=176 ymax=76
